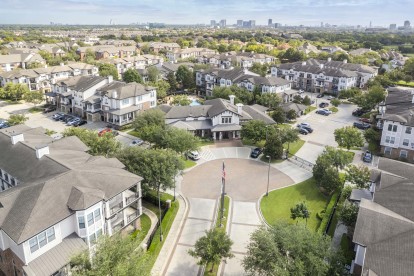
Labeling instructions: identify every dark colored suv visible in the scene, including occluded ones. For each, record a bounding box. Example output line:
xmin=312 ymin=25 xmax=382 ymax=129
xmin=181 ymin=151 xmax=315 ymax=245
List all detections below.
xmin=352 ymin=109 xmax=367 ymax=117
xmin=353 ymin=122 xmax=371 ymax=130
xmin=250 ymin=148 xmax=263 ymax=158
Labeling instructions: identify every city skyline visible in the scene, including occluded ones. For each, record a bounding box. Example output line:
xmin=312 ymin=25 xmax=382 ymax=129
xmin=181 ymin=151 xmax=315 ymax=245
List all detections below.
xmin=0 ymin=0 xmax=413 ymax=26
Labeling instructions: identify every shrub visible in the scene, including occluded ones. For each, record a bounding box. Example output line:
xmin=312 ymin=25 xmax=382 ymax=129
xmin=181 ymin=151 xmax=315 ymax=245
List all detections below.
xmin=318 ymin=192 xmax=339 ymax=234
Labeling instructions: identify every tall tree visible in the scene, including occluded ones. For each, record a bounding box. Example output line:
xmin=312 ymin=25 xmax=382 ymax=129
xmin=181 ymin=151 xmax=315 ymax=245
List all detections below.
xmin=167 ymin=72 xmax=178 ymax=93
xmin=159 ymin=127 xmax=200 ymax=156
xmin=188 ymin=229 xmax=234 ymax=273
xmin=147 ymin=66 xmax=160 ymax=82
xmin=172 ymin=95 xmax=191 ymax=106
xmin=176 ymin=65 xmax=194 ymax=90
xmin=345 ymin=164 xmax=371 ymax=189
xmin=290 ymin=201 xmax=310 ymax=226
xmin=338 ymin=204 xmax=359 ymax=229
xmin=280 ymin=128 xmax=299 ymax=156
xmin=263 ymin=128 xmax=284 ymax=160
xmin=98 ymin=63 xmax=119 ymax=80
xmin=271 ymin=106 xmax=286 ymax=124
xmin=70 ymin=234 xmax=149 ymax=276
xmin=132 ymin=109 xmax=166 ymax=144
xmin=123 ymin=68 xmax=143 ymax=83
xmin=243 ymin=222 xmax=340 ymax=276
xmin=149 ymin=80 xmax=170 ymax=99
xmin=256 ymin=93 xmax=281 ymax=110
xmin=354 ymin=85 xmax=386 ymax=111
xmin=0 ymin=83 xmax=29 ymax=102
xmin=24 ymin=90 xmax=44 ymax=107
xmin=241 ymin=120 xmax=267 ymax=144
xmin=334 ymin=126 xmax=365 ymax=150
xmin=324 ymin=146 xmax=353 ymax=172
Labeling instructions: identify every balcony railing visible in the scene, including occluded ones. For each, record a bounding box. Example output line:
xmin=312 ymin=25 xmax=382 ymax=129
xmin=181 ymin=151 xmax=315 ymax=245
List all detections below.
xmin=109 ymin=202 xmax=123 ymax=216
xmin=127 ymin=211 xmax=140 ymax=224
xmin=126 ymin=193 xmax=139 ymax=205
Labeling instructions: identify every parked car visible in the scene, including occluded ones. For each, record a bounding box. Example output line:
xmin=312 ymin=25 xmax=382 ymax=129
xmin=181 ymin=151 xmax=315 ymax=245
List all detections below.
xmin=66 ymin=118 xmax=81 ymax=126
xmin=297 ymin=122 xmax=311 ymax=128
xmin=316 ymin=94 xmax=324 ymax=98
xmin=73 ymin=120 xmax=87 ymax=127
xmin=301 ymin=125 xmax=313 ymax=133
xmin=363 ymin=151 xmax=373 ymax=163
xmin=130 ymin=139 xmax=144 ymax=146
xmin=319 ymin=102 xmax=329 ymax=108
xmin=353 ymin=121 xmax=371 ymax=130
xmin=64 ymin=116 xmax=77 ymax=123
xmin=250 ymin=147 xmax=263 ymax=158
xmin=187 ymin=150 xmax=200 ymax=161
xmin=298 ymin=89 xmax=304 ymax=94
xmin=98 ymin=128 xmax=113 ymax=137
xmin=352 ymin=108 xmax=368 ymax=117
xmin=327 ymin=96 xmax=334 ymax=100
xmin=359 ymin=117 xmax=371 ymax=123
xmin=316 ymin=109 xmax=330 ymax=116
xmin=298 ymin=128 xmax=309 ymax=135
xmin=321 ymin=108 xmax=333 ymax=114
xmin=0 ymin=119 xmax=9 ymax=129
xmin=53 ymin=112 xmax=65 ymax=120
xmin=43 ymin=106 xmax=57 ymax=113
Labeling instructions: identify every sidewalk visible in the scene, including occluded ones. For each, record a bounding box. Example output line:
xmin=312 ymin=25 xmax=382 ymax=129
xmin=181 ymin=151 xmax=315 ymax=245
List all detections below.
xmin=151 ymin=194 xmax=188 ymax=276
xmin=141 ymin=207 xmax=159 ymax=249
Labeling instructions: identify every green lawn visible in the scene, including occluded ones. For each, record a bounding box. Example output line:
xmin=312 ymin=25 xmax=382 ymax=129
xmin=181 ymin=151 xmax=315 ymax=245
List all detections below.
xmin=395 ymin=80 xmax=414 ymax=87
xmin=304 ymin=106 xmax=316 ymax=114
xmin=340 ymin=234 xmax=356 ymax=265
xmin=329 ymin=107 xmax=339 ymax=113
xmin=128 ymin=130 xmax=141 ymax=138
xmin=286 ymin=139 xmax=305 ymax=156
xmin=28 ymin=107 xmax=43 ymax=113
xmin=180 ymin=157 xmax=196 ymax=169
xmin=260 ymin=178 xmax=329 ymax=232
xmin=131 ymin=214 xmax=152 ymax=242
xmin=198 ymin=139 xmax=214 ymax=147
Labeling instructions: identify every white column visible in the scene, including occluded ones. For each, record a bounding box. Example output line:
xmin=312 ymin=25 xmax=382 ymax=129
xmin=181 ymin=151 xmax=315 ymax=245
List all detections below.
xmin=201 ymin=130 xmax=205 ymax=137
xmin=233 ymin=131 xmax=236 ymax=138
xmin=219 ymin=132 xmax=223 ymax=140
xmin=213 ymin=132 xmax=216 ymax=140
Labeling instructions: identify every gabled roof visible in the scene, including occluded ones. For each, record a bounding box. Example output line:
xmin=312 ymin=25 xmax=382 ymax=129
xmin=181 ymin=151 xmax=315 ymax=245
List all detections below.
xmin=58 ymin=75 xmax=106 ymax=92
xmin=98 ymin=81 xmax=154 ymax=99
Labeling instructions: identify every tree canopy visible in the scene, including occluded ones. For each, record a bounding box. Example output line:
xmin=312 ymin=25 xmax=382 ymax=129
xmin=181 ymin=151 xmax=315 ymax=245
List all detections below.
xmin=98 ymin=63 xmax=119 ymax=80
xmin=24 ymin=90 xmax=44 ymax=106
xmin=345 ymin=164 xmax=371 ymax=189
xmin=334 ymin=126 xmax=365 ymax=150
xmin=123 ymin=68 xmax=143 ymax=83
xmin=241 ymin=120 xmax=268 ymax=144
xmin=7 ymin=114 xmax=28 ymax=126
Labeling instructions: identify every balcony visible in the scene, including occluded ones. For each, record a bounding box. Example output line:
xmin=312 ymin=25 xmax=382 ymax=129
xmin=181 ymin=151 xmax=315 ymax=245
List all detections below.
xmin=125 ymin=189 xmax=139 ymax=206
xmin=109 ymin=201 xmax=123 ymax=216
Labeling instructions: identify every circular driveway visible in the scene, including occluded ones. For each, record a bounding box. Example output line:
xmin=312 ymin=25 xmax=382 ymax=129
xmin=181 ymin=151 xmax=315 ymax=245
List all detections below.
xmin=181 ymin=158 xmax=295 ymax=201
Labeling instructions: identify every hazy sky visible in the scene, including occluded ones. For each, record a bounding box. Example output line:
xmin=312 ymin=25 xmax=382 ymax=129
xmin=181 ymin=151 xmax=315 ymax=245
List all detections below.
xmin=0 ymin=0 xmax=412 ymax=26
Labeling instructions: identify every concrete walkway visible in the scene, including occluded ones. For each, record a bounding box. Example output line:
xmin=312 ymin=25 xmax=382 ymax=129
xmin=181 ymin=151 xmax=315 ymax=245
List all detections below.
xmin=141 ymin=207 xmax=159 ymax=249
xmin=332 ymin=222 xmax=348 ymax=249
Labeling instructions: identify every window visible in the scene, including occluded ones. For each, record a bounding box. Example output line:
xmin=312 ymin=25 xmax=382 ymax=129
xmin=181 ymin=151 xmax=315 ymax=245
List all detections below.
xmin=221 ymin=117 xmax=232 ymax=124
xmin=94 ymin=209 xmax=101 ymax=222
xmin=89 ymin=233 xmax=96 ymax=244
xmin=122 ymin=98 xmax=129 ymax=105
xmin=385 ymin=136 xmax=390 ymax=143
xmin=150 ymin=91 xmax=155 ymax=98
xmin=384 ymin=147 xmax=392 ymax=156
xmin=403 ymin=139 xmax=409 ymax=146
xmin=29 ymin=237 xmax=39 ymax=253
xmin=406 ymin=127 xmax=412 ymax=134
xmin=78 ymin=216 xmax=85 ymax=229
xmin=96 ymin=229 xmax=103 ymax=238
xmin=393 ymin=125 xmax=398 ymax=132
xmin=137 ymin=95 xmax=142 ymax=101
xmin=46 ymin=228 xmax=55 ymax=242
xmin=87 ymin=213 xmax=94 ymax=226
xmin=38 ymin=232 xmax=47 ymax=248
xmin=400 ymin=150 xmax=408 ymax=158
xmin=390 ymin=137 xmax=395 ymax=144
xmin=388 ymin=124 xmax=392 ymax=131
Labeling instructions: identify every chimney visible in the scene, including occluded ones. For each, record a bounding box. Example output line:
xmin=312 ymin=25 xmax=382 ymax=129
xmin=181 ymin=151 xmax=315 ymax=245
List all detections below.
xmin=35 ymin=145 xmax=49 ymax=159
xmin=60 ymin=62 xmax=64 ymax=66
xmin=112 ymin=90 xmax=118 ymax=99
xmin=11 ymin=133 xmax=24 ymax=145
xmin=327 ymin=57 xmax=332 ymax=62
xmin=302 ymin=61 xmax=307 ymax=66
xmin=319 ymin=64 xmax=324 ymax=69
xmin=236 ymin=103 xmax=243 ymax=115
xmin=411 ymin=90 xmax=414 ymax=103
xmin=229 ymin=95 xmax=236 ymax=105
xmin=343 ymin=59 xmax=348 ymax=63
xmin=107 ymin=75 xmax=113 ymax=83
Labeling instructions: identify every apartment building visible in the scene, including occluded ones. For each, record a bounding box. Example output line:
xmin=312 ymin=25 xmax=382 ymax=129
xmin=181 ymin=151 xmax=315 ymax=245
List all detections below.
xmin=196 ymin=68 xmax=294 ymax=101
xmin=0 ymin=62 xmax=99 ymax=92
xmin=0 ymin=125 xmax=143 ymax=276
xmin=98 ymin=81 xmax=157 ymax=127
xmin=140 ymin=42 xmax=180 ymax=53
xmin=0 ymin=53 xmax=45 ymax=72
xmin=352 ymin=158 xmax=414 ymax=275
xmin=166 ymin=47 xmax=216 ymax=63
xmin=271 ymin=58 xmax=377 ymax=94
xmin=76 ymin=46 xmax=138 ymax=61
xmin=198 ymin=51 xmax=275 ymax=69
xmin=378 ymin=87 xmax=414 ymax=162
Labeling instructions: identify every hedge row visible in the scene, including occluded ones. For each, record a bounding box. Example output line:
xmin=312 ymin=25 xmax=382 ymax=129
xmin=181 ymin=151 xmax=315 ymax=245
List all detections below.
xmin=318 ymin=192 xmax=339 ymax=234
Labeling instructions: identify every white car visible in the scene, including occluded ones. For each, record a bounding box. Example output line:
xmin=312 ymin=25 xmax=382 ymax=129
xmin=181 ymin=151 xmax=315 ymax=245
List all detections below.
xmin=187 ymin=150 xmax=200 ymax=161
xmin=322 ymin=108 xmax=333 ymax=114
xmin=298 ymin=89 xmax=304 ymax=94
xmin=297 ymin=122 xmax=311 ymax=128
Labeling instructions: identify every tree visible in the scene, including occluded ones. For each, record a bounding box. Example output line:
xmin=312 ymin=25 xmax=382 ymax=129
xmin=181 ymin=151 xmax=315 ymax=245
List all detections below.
xmin=280 ymin=127 xmax=299 ymax=156
xmin=241 ymin=120 xmax=267 ymax=144
xmin=167 ymin=72 xmax=178 ymax=93
xmin=286 ymin=109 xmax=297 ymax=121
xmin=354 ymin=85 xmax=386 ymax=111
xmin=159 ymin=127 xmax=200 ymax=155
xmin=331 ymin=98 xmax=341 ymax=107
xmin=364 ymin=127 xmax=381 ymax=152
xmin=7 ymin=114 xmax=28 ymax=126
xmin=27 ymin=61 xmax=44 ymax=69
xmin=132 ymin=109 xmax=166 ymax=144
xmin=70 ymin=234 xmax=149 ymax=276
xmin=263 ymin=128 xmax=284 ymax=160
xmin=338 ymin=87 xmax=362 ymax=99
xmin=256 ymin=93 xmax=281 ymax=110
xmin=63 ymin=128 xmax=122 ymax=157
xmin=334 ymin=126 xmax=365 ymax=150
xmin=171 ymin=95 xmax=191 ymax=106
xmin=0 ymin=83 xmax=29 ymax=102
xmin=24 ymin=90 xmax=44 ymax=107
xmin=271 ymin=106 xmax=286 ymax=124
xmin=176 ymin=65 xmax=194 ymax=90
xmin=404 ymin=57 xmax=414 ymax=78
xmin=345 ymin=164 xmax=371 ymax=189
xmin=147 ymin=66 xmax=160 ymax=82
xmin=338 ymin=204 xmax=359 ymax=229
xmin=320 ymin=166 xmax=344 ymax=195
xmin=302 ymin=95 xmax=311 ymax=106
xmin=123 ymin=68 xmax=143 ymax=83
xmin=149 ymin=80 xmax=170 ymax=99
xmin=324 ymin=146 xmax=353 ymax=172
xmin=188 ymin=229 xmax=234 ymax=272
xmin=290 ymin=202 xmax=310 ymax=225
xmin=243 ymin=222 xmax=340 ymax=276
xmin=250 ymin=63 xmax=268 ymax=77
xmin=98 ymin=63 xmax=119 ymax=80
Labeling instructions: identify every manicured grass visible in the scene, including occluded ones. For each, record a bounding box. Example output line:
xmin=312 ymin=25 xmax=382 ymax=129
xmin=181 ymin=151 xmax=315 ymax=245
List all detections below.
xmin=286 ymin=139 xmax=305 ymax=156
xmin=340 ymin=234 xmax=356 ymax=265
xmin=260 ymin=178 xmax=329 ymax=232
xmin=198 ymin=139 xmax=214 ymax=147
xmin=128 ymin=130 xmax=141 ymax=138
xmin=205 ymin=195 xmax=230 ymax=276
xmin=144 ymin=193 xmax=179 ymax=275
xmin=329 ymin=107 xmax=339 ymax=113
xmin=327 ymin=210 xmax=339 ymax=237
xmin=277 ymin=123 xmax=293 ymax=129
xmin=130 ymin=214 xmax=152 ymax=242
xmin=28 ymin=107 xmax=43 ymax=113
xmin=304 ymin=106 xmax=316 ymax=114
xmin=395 ymin=80 xmax=414 ymax=87
xmin=180 ymin=157 xmax=196 ymax=169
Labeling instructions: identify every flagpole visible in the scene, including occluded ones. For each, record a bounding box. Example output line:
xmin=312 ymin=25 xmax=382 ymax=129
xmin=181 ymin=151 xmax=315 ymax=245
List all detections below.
xmin=220 ymin=162 xmax=226 ymax=227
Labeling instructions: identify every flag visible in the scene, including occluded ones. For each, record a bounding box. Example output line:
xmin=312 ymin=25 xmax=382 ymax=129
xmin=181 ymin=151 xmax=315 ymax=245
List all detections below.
xmin=222 ymin=162 xmax=226 ymax=180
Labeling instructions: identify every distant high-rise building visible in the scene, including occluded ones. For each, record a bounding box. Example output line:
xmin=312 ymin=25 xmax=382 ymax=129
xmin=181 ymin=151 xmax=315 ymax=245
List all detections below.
xmin=268 ymin=19 xmax=273 ymax=26
xmin=404 ymin=20 xmax=411 ymax=29
xmin=369 ymin=21 xmax=372 ymax=28
xmin=237 ymin=20 xmax=243 ymax=27
xmin=389 ymin=24 xmax=397 ymax=30
xmin=250 ymin=20 xmax=256 ymax=27
xmin=210 ymin=20 xmax=216 ymax=27
xmin=220 ymin=19 xmax=226 ymax=27
xmin=321 ymin=22 xmax=323 ymax=28
xmin=275 ymin=23 xmax=282 ymax=28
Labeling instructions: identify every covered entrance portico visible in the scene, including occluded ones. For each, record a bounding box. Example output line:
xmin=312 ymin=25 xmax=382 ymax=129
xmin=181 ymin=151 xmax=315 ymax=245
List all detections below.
xmin=211 ymin=124 xmax=241 ymax=140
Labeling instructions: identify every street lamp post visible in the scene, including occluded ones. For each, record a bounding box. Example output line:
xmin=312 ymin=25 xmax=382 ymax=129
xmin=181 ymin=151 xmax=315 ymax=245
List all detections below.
xmin=266 ymin=155 xmax=271 ymax=196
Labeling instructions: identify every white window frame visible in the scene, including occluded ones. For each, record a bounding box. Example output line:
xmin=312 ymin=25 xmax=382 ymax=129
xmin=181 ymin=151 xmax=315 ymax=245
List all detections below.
xmin=400 ymin=150 xmax=408 ymax=158
xmin=403 ymin=139 xmax=409 ymax=146
xmin=406 ymin=127 xmax=412 ymax=134
xmin=122 ymin=98 xmax=129 ymax=105
xmin=384 ymin=147 xmax=392 ymax=156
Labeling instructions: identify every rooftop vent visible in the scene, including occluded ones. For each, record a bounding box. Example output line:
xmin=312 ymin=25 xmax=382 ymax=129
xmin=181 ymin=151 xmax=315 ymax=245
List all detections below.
xmin=35 ymin=145 xmax=49 ymax=159
xmin=11 ymin=133 xmax=24 ymax=145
